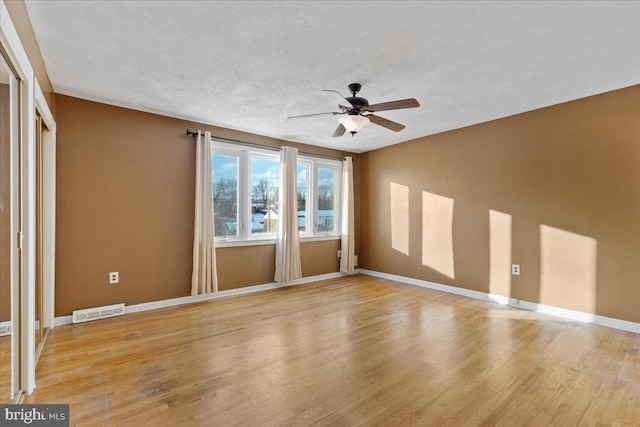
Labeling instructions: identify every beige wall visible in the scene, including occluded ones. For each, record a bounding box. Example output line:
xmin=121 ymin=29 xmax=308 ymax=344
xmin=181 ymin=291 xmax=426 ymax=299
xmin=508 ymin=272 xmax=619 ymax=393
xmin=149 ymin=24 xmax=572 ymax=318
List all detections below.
xmin=360 ymin=85 xmax=640 ymax=323
xmin=4 ymin=0 xmax=55 ymax=114
xmin=216 ymin=240 xmax=341 ymax=291
xmin=55 ymin=94 xmax=358 ymax=316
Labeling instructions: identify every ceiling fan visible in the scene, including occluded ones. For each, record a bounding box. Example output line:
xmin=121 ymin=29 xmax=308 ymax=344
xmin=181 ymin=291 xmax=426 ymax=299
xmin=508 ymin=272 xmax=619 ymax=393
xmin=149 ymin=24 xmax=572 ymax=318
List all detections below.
xmin=287 ymin=83 xmax=420 ymax=137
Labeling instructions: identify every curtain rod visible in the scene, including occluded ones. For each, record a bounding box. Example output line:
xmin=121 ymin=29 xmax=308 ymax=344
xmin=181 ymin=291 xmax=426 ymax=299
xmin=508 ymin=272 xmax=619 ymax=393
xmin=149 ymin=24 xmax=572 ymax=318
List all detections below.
xmin=186 ymin=129 xmax=348 ymax=161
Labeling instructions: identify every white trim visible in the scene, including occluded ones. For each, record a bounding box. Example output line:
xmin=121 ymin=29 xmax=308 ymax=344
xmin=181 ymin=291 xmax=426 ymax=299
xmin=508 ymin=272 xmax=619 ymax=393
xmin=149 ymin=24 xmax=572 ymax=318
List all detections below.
xmin=215 ymin=238 xmax=276 ymax=248
xmin=360 ymin=269 xmax=500 ymax=303
xmin=34 ymin=80 xmax=54 ymax=126
xmin=54 ymin=316 xmax=72 ymax=327
xmin=53 ymin=271 xmax=357 ymax=326
xmin=510 ymin=299 xmax=640 ymax=333
xmin=216 ymin=234 xmax=341 ymax=248
xmin=41 ymin=124 xmax=56 ymax=330
xmin=35 ymin=79 xmax=56 ymax=332
xmin=0 ymin=2 xmax=34 ymax=81
xmin=301 ymin=234 xmax=341 ymax=243
xmin=21 ymin=56 xmax=37 ymax=397
xmin=360 ymin=269 xmax=640 ymax=334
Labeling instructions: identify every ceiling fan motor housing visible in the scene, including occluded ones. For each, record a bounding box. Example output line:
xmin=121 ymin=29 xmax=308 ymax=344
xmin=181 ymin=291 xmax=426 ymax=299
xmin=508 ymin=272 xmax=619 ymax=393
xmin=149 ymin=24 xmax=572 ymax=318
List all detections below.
xmin=346 ymin=83 xmax=369 ymax=112
xmin=346 ymin=97 xmax=369 ymax=111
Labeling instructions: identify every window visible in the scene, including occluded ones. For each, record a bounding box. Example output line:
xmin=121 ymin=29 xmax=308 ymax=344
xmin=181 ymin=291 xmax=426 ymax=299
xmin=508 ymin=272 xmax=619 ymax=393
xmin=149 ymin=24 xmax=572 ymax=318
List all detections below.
xmin=250 ymin=155 xmax=280 ymax=236
xmin=212 ymin=152 xmax=239 ymax=237
xmin=316 ymin=165 xmax=338 ymax=234
xmin=297 ymin=162 xmax=309 ymax=234
xmin=211 ymin=142 xmax=341 ymax=243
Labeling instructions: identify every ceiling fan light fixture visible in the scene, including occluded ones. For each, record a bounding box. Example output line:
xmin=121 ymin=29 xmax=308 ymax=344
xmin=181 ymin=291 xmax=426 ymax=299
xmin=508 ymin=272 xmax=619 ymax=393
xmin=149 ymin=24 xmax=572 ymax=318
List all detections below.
xmin=339 ymin=114 xmax=369 ymax=136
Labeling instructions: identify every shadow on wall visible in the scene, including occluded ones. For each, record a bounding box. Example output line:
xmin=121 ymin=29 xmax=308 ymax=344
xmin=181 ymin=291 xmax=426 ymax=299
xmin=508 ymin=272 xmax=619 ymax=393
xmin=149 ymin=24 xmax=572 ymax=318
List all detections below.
xmin=388 ymin=181 xmax=600 ymax=313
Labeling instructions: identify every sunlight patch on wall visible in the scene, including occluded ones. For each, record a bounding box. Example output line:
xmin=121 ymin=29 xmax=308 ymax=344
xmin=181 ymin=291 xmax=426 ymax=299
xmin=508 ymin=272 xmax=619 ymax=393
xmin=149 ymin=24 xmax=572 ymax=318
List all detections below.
xmin=489 ymin=210 xmax=512 ymax=298
xmin=390 ymin=182 xmax=410 ymax=255
xmin=422 ymin=191 xmax=454 ymax=278
xmin=540 ymin=225 xmax=598 ymax=313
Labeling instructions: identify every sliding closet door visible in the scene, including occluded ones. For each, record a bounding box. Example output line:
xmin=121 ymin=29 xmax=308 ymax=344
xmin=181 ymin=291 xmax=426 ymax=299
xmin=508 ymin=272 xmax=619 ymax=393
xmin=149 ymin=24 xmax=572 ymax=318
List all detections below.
xmin=0 ymin=50 xmax=22 ymax=403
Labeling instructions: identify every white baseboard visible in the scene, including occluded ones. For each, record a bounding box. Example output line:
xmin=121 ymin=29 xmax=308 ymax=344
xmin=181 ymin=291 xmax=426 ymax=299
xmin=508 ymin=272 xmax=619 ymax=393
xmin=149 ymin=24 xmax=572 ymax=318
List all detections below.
xmin=54 ymin=271 xmax=356 ymax=327
xmin=54 ymin=316 xmax=72 ymax=327
xmin=360 ymin=269 xmax=640 ymax=334
xmin=511 ymin=299 xmax=640 ymax=333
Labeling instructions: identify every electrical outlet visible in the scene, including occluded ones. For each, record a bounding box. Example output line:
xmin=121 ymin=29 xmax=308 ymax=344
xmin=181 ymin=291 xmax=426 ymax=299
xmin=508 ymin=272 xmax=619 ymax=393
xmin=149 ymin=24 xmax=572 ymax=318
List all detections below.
xmin=109 ymin=272 xmax=119 ymax=284
xmin=337 ymin=250 xmax=341 ymax=258
xmin=354 ymin=255 xmax=358 ymax=266
xmin=511 ymin=264 xmax=520 ymax=276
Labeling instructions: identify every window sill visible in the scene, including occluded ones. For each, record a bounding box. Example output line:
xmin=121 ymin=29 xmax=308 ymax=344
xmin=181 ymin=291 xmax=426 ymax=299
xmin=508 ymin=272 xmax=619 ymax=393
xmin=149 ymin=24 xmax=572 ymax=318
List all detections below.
xmin=215 ymin=234 xmax=340 ymax=248
xmin=300 ymin=235 xmax=342 ymax=243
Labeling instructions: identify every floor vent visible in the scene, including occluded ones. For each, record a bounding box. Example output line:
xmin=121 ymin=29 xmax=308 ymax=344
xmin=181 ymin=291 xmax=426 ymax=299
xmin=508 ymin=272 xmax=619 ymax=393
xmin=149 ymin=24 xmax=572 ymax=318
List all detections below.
xmin=73 ymin=303 xmax=125 ymax=324
xmin=0 ymin=322 xmax=11 ymax=336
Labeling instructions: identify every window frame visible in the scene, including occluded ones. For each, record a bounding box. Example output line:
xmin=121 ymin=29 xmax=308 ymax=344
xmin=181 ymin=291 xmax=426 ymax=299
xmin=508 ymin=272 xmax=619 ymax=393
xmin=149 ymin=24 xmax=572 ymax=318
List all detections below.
xmin=211 ymin=141 xmax=343 ymax=246
xmin=248 ymin=151 xmax=281 ymax=240
xmin=312 ymin=160 xmax=342 ymax=236
xmin=211 ymin=146 xmax=243 ymax=242
xmin=296 ymin=159 xmax=312 ymax=237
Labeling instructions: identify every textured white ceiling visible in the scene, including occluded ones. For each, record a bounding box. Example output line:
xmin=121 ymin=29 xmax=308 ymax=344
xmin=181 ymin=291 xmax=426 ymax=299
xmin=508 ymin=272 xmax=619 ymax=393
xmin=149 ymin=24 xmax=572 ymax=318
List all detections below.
xmin=25 ymin=1 xmax=640 ymax=153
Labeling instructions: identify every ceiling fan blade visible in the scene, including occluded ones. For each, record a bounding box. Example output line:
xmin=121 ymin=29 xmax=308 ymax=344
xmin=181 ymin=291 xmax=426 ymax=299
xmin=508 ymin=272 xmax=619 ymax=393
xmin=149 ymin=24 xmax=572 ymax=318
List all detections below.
xmin=332 ymin=123 xmax=346 ymax=137
xmin=287 ymin=111 xmax=339 ymax=119
xmin=367 ymin=114 xmax=406 ymax=132
xmin=321 ymin=89 xmax=354 ymax=108
xmin=367 ymin=98 xmax=420 ymax=112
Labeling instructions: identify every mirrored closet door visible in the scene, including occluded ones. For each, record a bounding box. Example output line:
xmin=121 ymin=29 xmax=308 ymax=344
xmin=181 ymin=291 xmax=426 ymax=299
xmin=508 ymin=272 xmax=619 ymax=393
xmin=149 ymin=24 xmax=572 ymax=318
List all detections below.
xmin=34 ymin=111 xmax=51 ymax=362
xmin=0 ymin=49 xmax=21 ymax=403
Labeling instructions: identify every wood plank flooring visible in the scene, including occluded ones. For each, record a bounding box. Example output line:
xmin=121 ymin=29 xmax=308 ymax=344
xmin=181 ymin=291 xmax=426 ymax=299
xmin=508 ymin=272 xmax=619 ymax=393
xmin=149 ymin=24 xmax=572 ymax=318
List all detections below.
xmin=21 ymin=274 xmax=640 ymax=426
xmin=0 ymin=335 xmax=10 ymax=403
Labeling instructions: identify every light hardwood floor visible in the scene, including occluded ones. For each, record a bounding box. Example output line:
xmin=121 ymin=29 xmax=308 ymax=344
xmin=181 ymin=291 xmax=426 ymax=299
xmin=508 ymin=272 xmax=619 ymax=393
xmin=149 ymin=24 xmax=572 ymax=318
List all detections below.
xmin=21 ymin=274 xmax=640 ymax=426
xmin=0 ymin=335 xmax=10 ymax=403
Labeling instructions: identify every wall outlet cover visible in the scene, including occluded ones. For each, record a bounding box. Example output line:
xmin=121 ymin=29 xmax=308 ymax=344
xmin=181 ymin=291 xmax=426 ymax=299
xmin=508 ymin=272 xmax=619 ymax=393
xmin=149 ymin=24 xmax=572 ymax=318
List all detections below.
xmin=109 ymin=272 xmax=119 ymax=284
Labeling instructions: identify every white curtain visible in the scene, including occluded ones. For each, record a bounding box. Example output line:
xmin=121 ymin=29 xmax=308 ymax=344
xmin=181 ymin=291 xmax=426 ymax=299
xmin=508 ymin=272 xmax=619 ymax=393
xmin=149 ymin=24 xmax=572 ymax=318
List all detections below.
xmin=191 ymin=131 xmax=218 ymax=295
xmin=340 ymin=156 xmax=356 ymax=273
xmin=274 ymin=146 xmax=302 ymax=282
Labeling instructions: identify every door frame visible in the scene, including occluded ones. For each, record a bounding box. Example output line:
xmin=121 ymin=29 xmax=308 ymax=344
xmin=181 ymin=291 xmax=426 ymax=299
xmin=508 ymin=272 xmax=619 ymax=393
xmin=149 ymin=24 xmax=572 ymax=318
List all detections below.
xmin=35 ymin=82 xmax=55 ymax=336
xmin=1 ymin=0 xmax=56 ymax=398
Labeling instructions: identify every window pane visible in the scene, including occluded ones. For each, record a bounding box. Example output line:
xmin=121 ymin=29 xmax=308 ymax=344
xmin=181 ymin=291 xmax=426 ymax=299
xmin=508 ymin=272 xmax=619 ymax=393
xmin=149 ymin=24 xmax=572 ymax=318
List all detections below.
xmin=318 ymin=167 xmax=336 ymax=233
xmin=297 ymin=164 xmax=307 ymax=233
xmin=251 ymin=156 xmax=280 ymax=236
xmin=212 ymin=154 xmax=239 ymax=237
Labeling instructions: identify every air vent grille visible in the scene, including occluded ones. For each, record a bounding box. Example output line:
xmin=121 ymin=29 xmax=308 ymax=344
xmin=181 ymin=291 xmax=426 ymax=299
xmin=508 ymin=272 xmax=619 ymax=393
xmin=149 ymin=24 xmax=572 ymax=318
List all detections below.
xmin=0 ymin=323 xmax=11 ymax=336
xmin=72 ymin=303 xmax=125 ymax=324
